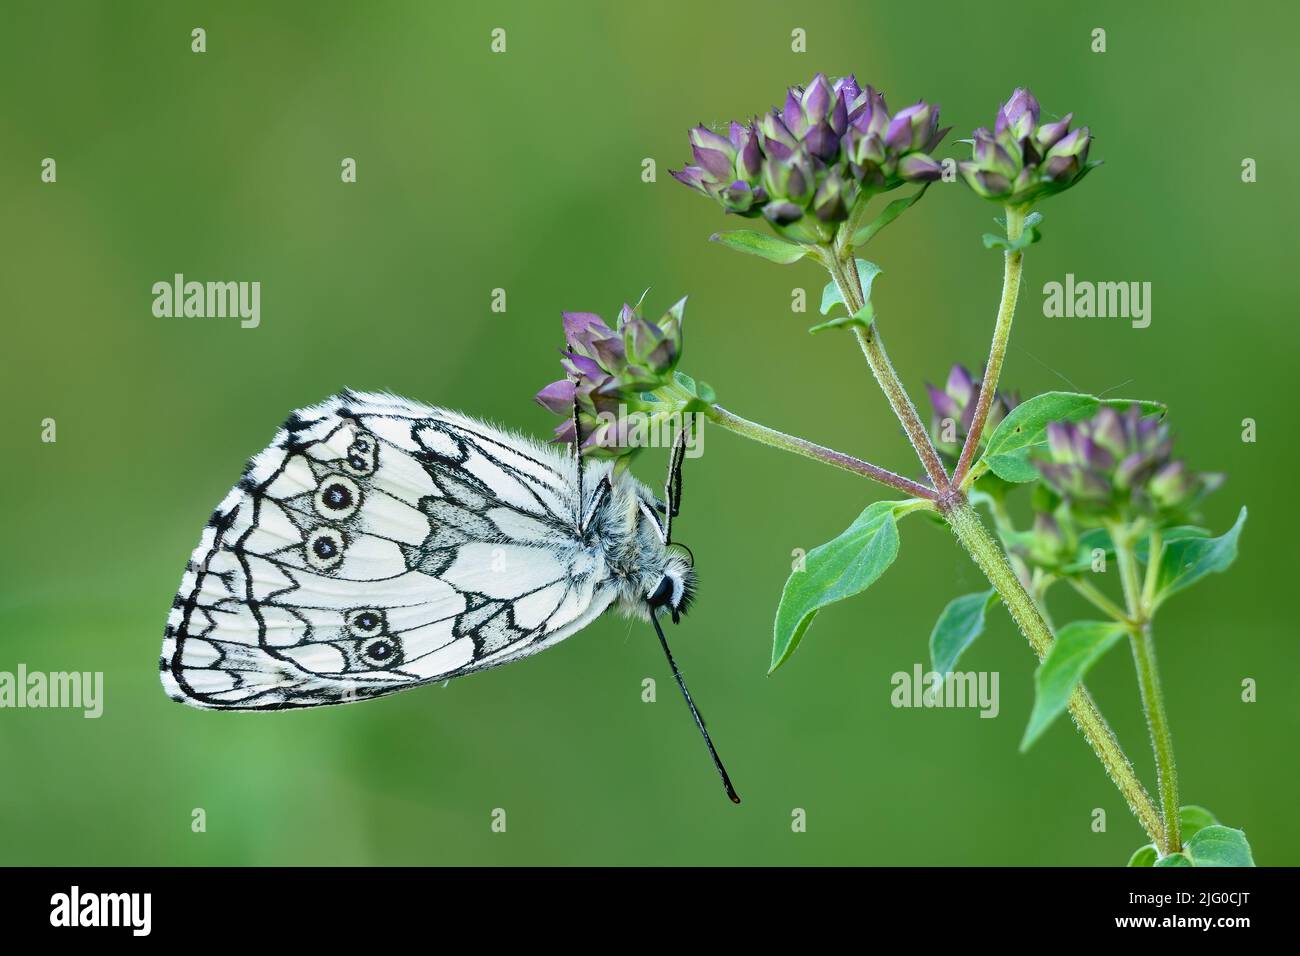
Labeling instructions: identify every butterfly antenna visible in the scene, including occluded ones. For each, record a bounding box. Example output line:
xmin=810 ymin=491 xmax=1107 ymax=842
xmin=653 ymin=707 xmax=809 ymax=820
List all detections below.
xmin=647 ymin=608 xmax=741 ymax=804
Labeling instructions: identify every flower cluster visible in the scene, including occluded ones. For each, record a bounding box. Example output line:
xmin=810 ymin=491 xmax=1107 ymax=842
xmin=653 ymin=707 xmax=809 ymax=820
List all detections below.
xmin=925 ymin=363 xmax=1020 ymax=464
xmin=534 ymin=297 xmax=684 ymax=455
xmin=1034 ymin=405 xmax=1222 ymax=522
xmin=959 ymin=88 xmax=1094 ymax=206
xmin=672 ymin=73 xmax=946 ymax=235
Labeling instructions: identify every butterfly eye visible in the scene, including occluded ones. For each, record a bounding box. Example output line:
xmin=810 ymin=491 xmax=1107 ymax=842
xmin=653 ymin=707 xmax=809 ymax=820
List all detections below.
xmin=314 ymin=474 xmax=361 ymax=519
xmin=305 ymin=528 xmax=346 ymax=571
xmin=358 ymin=637 xmax=401 ymax=668
xmin=647 ymin=575 xmax=675 ymax=608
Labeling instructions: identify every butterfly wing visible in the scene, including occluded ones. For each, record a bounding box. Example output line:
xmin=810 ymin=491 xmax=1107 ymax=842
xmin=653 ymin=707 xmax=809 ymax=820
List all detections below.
xmin=161 ymin=390 xmax=616 ymax=710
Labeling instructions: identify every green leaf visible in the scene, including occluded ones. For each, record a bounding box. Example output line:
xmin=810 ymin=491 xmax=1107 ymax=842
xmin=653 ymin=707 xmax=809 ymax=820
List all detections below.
xmin=981 ymin=392 xmax=1166 ymax=483
xmin=1141 ymin=818 xmax=1255 ymax=867
xmin=982 ymin=226 xmax=1041 ymax=252
xmin=1179 ymin=805 xmax=1219 ymax=842
xmin=1182 ymin=825 xmax=1256 ymax=867
xmin=819 ymin=259 xmax=883 ymax=314
xmin=1127 ymin=844 xmax=1158 ymax=867
xmin=849 ymin=184 xmax=930 ymax=247
xmin=709 ymin=229 xmax=809 ymax=264
xmin=1153 ymin=507 xmax=1247 ymax=609
xmin=809 ymin=302 xmax=874 ymax=334
xmin=929 ymin=590 xmax=997 ymax=676
xmin=771 ymin=499 xmax=914 ymax=673
xmin=664 ymin=371 xmax=717 ymax=412
xmin=984 ymin=212 xmax=1045 ymax=251
xmin=1021 ymin=620 xmax=1128 ymax=751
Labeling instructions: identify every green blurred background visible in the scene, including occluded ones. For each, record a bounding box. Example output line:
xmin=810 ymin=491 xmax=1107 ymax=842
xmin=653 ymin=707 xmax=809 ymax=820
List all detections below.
xmin=1 ymin=0 xmax=1296 ymax=866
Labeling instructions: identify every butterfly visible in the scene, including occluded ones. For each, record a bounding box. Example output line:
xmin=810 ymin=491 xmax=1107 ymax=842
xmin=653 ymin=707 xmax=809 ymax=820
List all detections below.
xmin=160 ymin=389 xmax=739 ymax=802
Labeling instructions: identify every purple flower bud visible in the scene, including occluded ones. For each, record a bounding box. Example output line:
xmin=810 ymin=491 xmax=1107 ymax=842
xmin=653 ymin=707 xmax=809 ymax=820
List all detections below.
xmin=589 ymin=336 xmax=627 ymax=373
xmin=719 ymin=179 xmax=756 ymax=212
xmin=946 ymin=364 xmax=975 ymax=406
xmin=1046 ymin=421 xmax=1075 ymax=461
xmin=669 ymin=165 xmax=709 ymax=194
xmin=898 ymin=152 xmax=943 ymax=181
xmin=996 ymin=88 xmax=1040 ymax=141
xmin=812 ymin=171 xmax=849 ymax=222
xmin=801 ymin=73 xmax=834 ymax=124
xmin=803 ymin=121 xmax=841 ymax=161
xmin=927 ymin=383 xmax=961 ymax=423
xmin=689 ymin=125 xmax=735 ymax=155
xmin=783 ymin=90 xmax=805 ymax=135
xmin=534 ymin=379 xmax=575 ymax=415
xmin=834 ymin=74 xmax=863 ymax=105
xmin=692 ymin=143 xmax=735 ymax=180
xmin=562 ymin=311 xmax=612 ymax=350
xmin=762 ymin=200 xmax=805 ymax=225
xmin=561 ymin=350 xmax=604 ymax=381
xmin=1046 ymin=127 xmax=1091 ymax=159
xmin=735 ymin=127 xmax=763 ymax=179
xmin=1035 ymin=113 xmax=1073 ymax=149
xmin=959 ymin=164 xmax=1012 ymax=199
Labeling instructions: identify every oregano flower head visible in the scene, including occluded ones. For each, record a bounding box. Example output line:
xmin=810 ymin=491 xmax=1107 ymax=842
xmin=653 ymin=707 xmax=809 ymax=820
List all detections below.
xmin=925 ymin=363 xmax=1020 ymax=463
xmin=672 ymin=73 xmax=946 ymax=240
xmin=534 ymin=297 xmax=686 ymax=456
xmin=959 ymin=87 xmax=1097 ymax=206
xmin=1034 ymin=405 xmax=1222 ymax=521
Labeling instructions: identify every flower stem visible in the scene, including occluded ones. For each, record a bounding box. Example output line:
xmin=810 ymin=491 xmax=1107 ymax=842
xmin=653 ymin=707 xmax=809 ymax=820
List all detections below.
xmin=946 ymin=501 xmax=1165 ymax=846
xmin=1113 ymin=526 xmax=1181 ymax=854
xmin=1068 ymin=577 xmax=1133 ymax=625
xmin=818 ymin=249 xmax=950 ymax=490
xmin=705 ymin=403 xmax=936 ymax=500
xmin=953 ymin=205 xmax=1027 ymax=488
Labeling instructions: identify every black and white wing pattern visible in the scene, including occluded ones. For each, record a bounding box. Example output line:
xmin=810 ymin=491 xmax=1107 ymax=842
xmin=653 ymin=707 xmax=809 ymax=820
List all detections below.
xmin=161 ymin=390 xmax=617 ymax=710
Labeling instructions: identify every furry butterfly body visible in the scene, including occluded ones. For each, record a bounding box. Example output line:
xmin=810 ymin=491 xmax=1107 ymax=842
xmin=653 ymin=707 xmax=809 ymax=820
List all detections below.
xmin=161 ymin=390 xmax=695 ymax=711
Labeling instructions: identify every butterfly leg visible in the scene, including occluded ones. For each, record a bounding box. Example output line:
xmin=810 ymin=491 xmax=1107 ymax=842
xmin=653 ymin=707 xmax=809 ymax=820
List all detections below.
xmin=662 ymin=415 xmax=690 ymax=545
xmin=570 ymin=374 xmax=584 ymax=529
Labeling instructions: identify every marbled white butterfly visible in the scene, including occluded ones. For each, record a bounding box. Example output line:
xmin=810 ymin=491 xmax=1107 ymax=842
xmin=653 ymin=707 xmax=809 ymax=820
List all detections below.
xmin=160 ymin=390 xmax=738 ymax=802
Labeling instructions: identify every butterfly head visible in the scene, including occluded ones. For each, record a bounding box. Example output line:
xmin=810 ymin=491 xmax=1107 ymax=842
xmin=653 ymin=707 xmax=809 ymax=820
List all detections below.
xmin=646 ymin=547 xmax=696 ymax=624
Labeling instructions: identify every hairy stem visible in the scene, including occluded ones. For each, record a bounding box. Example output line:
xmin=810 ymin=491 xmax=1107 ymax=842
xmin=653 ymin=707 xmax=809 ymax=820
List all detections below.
xmin=706 ymin=403 xmax=936 ymax=500
xmin=819 ymin=249 xmax=950 ymax=490
xmin=947 ymin=502 xmax=1165 ymax=846
xmin=953 ymin=205 xmax=1027 ymax=487
xmin=1114 ymin=526 xmax=1181 ymax=853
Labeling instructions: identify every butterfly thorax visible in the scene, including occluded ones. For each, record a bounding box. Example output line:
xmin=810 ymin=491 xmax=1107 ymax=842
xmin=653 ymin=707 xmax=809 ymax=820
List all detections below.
xmin=581 ymin=462 xmax=693 ymax=622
